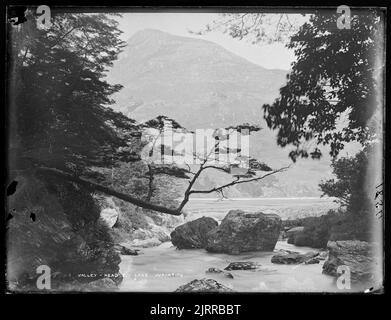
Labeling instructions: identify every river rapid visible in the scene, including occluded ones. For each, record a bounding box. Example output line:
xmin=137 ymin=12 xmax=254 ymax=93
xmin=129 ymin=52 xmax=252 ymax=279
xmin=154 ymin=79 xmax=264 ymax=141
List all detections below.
xmin=119 ymin=198 xmax=345 ymax=292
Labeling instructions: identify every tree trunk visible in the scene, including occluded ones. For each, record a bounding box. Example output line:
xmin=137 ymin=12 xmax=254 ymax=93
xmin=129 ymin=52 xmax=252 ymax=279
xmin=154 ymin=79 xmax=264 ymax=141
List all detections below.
xmin=36 ymin=167 xmax=182 ymax=216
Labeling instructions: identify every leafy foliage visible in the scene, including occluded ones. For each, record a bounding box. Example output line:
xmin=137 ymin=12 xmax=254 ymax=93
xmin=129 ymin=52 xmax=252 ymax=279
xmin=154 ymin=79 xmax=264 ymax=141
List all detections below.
xmin=262 ymin=9 xmax=383 ymax=161
xmin=319 ymin=146 xmax=372 ymax=217
xmin=8 ymin=12 xmax=289 ymax=215
xmin=193 ymin=13 xmax=306 ymax=44
xmin=9 ymin=11 xmax=140 ymax=174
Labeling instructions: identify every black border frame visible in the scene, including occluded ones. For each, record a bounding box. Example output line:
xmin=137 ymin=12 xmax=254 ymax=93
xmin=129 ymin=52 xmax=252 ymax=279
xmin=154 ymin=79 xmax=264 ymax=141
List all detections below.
xmin=1 ymin=1 xmax=389 ymax=316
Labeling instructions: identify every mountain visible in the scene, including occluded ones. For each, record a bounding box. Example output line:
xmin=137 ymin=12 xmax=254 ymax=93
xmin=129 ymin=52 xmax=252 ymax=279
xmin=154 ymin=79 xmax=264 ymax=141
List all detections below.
xmin=106 ymin=29 xmax=347 ymax=197
xmin=107 ymin=29 xmax=287 ymax=129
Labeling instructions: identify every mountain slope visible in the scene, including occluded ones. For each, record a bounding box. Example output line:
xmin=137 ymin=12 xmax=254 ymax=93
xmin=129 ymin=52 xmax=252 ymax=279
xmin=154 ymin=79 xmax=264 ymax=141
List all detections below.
xmin=106 ymin=29 xmax=340 ymax=197
xmin=107 ymin=29 xmax=287 ymax=127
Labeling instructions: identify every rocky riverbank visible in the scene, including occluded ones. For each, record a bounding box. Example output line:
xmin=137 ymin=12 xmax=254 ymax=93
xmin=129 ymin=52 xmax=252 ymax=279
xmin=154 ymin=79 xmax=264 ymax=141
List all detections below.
xmin=165 ymin=209 xmax=382 ymax=292
xmin=322 ymin=240 xmax=383 ymax=289
xmin=6 ymin=173 xmax=122 ymax=292
xmin=97 ymin=195 xmax=184 ymax=249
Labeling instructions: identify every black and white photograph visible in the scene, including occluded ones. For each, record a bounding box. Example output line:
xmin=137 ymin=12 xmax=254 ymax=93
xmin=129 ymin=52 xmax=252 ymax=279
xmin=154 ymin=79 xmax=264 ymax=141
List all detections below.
xmin=4 ymin=5 xmax=386 ymax=295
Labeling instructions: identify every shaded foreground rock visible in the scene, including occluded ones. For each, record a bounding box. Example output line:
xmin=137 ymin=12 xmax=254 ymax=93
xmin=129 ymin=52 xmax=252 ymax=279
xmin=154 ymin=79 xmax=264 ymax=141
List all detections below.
xmin=175 ymin=279 xmax=234 ymax=292
xmin=224 ymin=261 xmax=261 ymax=271
xmin=7 ymin=174 xmax=122 ymax=291
xmin=271 ymin=251 xmax=319 ymax=264
xmin=322 ymin=240 xmax=380 ymax=284
xmin=171 ymin=217 xmax=218 ymax=249
xmin=206 ymin=268 xmax=234 ymax=279
xmin=206 ymin=210 xmax=282 ymax=254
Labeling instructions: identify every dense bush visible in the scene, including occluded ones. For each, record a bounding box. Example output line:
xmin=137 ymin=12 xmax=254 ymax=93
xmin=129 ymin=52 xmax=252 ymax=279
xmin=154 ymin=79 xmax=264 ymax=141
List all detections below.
xmin=318 ymin=145 xmax=379 ymax=242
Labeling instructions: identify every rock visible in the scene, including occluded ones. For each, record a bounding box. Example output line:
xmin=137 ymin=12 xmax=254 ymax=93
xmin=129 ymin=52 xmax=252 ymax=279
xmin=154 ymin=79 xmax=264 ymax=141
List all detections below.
xmin=170 ymin=217 xmax=218 ymax=249
xmin=6 ymin=174 xmax=122 ymax=291
xmin=286 ymin=226 xmax=304 ymax=237
xmin=115 ymin=244 xmax=139 ymax=255
xmin=286 ymin=227 xmax=305 ymax=244
xmin=131 ymin=226 xmax=171 ymax=245
xmin=100 ymin=207 xmax=119 ymax=228
xmin=273 ymin=249 xmax=300 ymax=255
xmin=322 ymin=240 xmax=379 ymax=283
xmin=286 ymin=214 xmax=338 ymax=248
xmin=206 ymin=268 xmax=234 ymax=279
xmin=305 ymin=257 xmax=320 ymax=264
xmin=288 ymin=230 xmax=329 ymax=248
xmin=224 ymin=262 xmax=261 ymax=271
xmin=121 ymin=247 xmax=139 ymax=255
xmin=175 ymin=279 xmax=234 ymax=292
xmin=206 ymin=210 xmax=282 ymax=254
xmin=131 ymin=237 xmax=162 ymax=248
xmin=271 ymin=251 xmax=319 ymax=264
xmin=317 ymin=250 xmax=328 ymax=260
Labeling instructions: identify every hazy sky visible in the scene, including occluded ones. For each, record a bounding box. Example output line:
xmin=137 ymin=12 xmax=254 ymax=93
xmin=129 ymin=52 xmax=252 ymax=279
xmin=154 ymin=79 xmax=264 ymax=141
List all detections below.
xmin=116 ymin=13 xmax=297 ymax=70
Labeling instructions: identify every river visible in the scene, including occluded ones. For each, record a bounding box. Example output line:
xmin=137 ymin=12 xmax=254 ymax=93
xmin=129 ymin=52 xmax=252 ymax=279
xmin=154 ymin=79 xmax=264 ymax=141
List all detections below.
xmin=119 ymin=197 xmax=347 ymax=292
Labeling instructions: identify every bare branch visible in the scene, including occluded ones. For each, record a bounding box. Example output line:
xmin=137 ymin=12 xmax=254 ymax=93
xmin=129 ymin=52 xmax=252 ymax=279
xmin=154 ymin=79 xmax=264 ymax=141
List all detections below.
xmin=189 ymin=166 xmax=290 ymax=195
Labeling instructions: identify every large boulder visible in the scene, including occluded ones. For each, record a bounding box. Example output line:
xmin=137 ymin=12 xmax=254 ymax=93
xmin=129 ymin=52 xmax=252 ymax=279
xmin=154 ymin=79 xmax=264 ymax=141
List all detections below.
xmin=286 ymin=218 xmax=331 ymax=248
xmin=206 ymin=210 xmax=281 ymax=254
xmin=170 ymin=217 xmax=218 ymax=249
xmin=175 ymin=279 xmax=233 ymax=292
xmin=322 ymin=240 xmax=380 ymax=284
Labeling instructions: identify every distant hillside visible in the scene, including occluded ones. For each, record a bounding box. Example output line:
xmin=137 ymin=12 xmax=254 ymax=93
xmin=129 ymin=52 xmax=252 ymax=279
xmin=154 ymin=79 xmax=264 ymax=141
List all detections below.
xmin=107 ymin=29 xmax=287 ymax=129
xmin=106 ymin=29 xmax=350 ymax=197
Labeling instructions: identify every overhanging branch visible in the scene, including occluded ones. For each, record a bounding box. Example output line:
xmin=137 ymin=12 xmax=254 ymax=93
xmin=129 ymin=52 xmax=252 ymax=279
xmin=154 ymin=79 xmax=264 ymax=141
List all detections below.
xmin=36 ymin=167 xmax=182 ymax=216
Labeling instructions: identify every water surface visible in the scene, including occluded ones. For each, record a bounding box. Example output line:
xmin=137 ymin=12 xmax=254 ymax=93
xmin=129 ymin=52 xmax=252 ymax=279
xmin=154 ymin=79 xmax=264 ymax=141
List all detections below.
xmin=119 ymin=197 xmax=343 ymax=292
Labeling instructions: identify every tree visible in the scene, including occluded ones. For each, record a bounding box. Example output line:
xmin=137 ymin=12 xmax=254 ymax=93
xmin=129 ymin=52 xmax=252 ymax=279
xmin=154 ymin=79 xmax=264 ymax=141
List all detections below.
xmin=202 ymin=10 xmax=383 ymax=161
xmin=141 ymin=115 xmax=192 ymax=201
xmin=319 ymin=144 xmax=379 ymax=240
xmin=8 ymin=11 xmax=137 ymax=175
xmin=192 ymin=13 xmax=306 ymax=44
xmin=262 ymin=9 xmax=383 ymax=161
xmin=8 ymin=10 xmax=289 ymax=216
xmin=125 ymin=117 xmax=290 ymax=213
xmin=201 ymin=10 xmax=384 ymax=238
xmin=319 ymin=149 xmax=370 ymax=213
